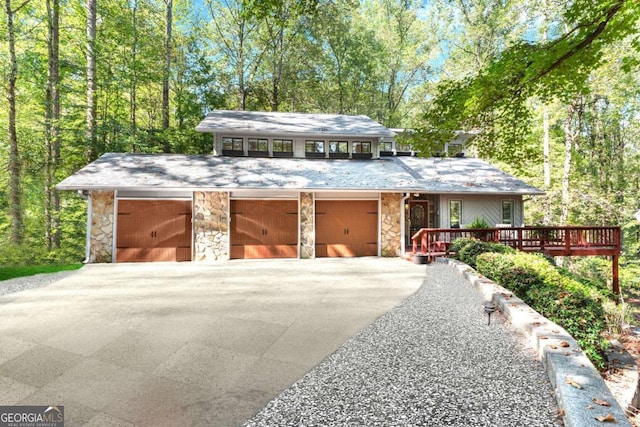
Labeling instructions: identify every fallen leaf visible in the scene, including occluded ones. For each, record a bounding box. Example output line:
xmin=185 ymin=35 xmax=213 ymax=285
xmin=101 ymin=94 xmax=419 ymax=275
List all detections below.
xmin=592 ymin=398 xmax=611 ymax=407
xmin=587 ymin=405 xmax=594 ymax=410
xmin=500 ymin=292 xmax=512 ymax=299
xmin=539 ymin=336 xmax=548 ymax=340
xmin=510 ymin=303 xmax=518 ymax=307
xmin=595 ymin=413 xmax=616 ymax=423
xmin=565 ymin=377 xmax=583 ymax=389
xmin=532 ymin=321 xmax=542 ymax=326
xmin=560 ymin=341 xmax=571 ymax=348
xmin=552 ymin=329 xmax=560 ymax=333
xmin=549 ymin=344 xmax=558 ymax=349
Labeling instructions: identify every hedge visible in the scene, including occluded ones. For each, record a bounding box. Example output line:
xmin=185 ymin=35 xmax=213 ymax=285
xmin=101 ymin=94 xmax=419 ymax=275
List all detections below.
xmin=475 ymin=251 xmax=609 ymax=370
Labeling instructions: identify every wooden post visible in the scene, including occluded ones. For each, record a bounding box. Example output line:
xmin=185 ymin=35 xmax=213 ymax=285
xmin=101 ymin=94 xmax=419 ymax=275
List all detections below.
xmin=612 ymin=254 xmax=620 ymax=297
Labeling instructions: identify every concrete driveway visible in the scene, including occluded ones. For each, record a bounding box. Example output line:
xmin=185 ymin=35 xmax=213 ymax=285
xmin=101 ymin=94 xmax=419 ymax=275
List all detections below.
xmin=0 ymin=258 xmax=425 ymax=426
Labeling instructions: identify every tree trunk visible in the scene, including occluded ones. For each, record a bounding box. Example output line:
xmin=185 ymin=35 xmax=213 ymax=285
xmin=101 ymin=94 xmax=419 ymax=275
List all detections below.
xmin=86 ymin=0 xmax=97 ymax=161
xmin=162 ymin=0 xmax=173 ymax=152
xmin=542 ymin=106 xmax=551 ymax=224
xmin=561 ymin=99 xmax=581 ymax=225
xmin=45 ymin=0 xmax=61 ymax=249
xmin=130 ymin=0 xmax=137 ymax=152
xmin=5 ymin=0 xmax=23 ymax=244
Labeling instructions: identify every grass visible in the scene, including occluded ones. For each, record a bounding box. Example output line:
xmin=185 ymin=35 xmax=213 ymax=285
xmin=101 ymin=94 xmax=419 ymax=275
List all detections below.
xmin=0 ymin=264 xmax=83 ymax=281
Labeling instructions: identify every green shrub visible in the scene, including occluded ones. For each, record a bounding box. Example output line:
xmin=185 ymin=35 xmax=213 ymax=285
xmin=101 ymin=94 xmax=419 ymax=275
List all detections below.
xmin=476 ymin=251 xmax=609 ymax=370
xmin=455 ymin=240 xmax=515 ymax=268
xmin=448 ymin=237 xmax=478 ymax=257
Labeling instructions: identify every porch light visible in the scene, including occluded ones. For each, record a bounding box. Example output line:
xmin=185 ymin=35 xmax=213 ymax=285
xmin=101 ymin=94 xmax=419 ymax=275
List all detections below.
xmin=483 ymin=302 xmax=497 ymax=325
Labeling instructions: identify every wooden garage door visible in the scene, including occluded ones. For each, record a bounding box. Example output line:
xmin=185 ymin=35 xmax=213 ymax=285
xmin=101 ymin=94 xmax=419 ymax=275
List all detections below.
xmin=116 ymin=200 xmax=192 ymax=262
xmin=315 ymin=200 xmax=378 ymax=257
xmin=230 ymin=200 xmax=298 ymax=259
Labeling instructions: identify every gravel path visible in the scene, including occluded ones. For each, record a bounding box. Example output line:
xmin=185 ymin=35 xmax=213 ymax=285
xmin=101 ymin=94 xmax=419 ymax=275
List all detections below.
xmin=245 ymin=262 xmax=561 ymax=426
xmin=0 ymin=270 xmax=80 ymax=297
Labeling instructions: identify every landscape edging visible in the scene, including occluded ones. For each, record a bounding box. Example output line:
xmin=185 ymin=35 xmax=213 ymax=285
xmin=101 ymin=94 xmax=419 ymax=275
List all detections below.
xmin=437 ymin=258 xmax=631 ymax=427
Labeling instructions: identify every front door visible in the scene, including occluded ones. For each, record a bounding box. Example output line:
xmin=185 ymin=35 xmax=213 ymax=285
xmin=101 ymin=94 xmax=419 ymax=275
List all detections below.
xmin=409 ymin=201 xmax=429 ymax=238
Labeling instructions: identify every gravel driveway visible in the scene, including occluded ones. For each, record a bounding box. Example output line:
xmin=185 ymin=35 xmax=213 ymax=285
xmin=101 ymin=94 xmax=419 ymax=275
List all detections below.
xmin=245 ymin=262 xmax=561 ymax=426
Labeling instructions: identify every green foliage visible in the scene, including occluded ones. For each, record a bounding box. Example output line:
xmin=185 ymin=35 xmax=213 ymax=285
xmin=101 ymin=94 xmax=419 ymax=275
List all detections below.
xmin=0 ymin=264 xmax=83 ymax=281
xmin=475 ymin=251 xmax=610 ymax=370
xmin=467 ymin=217 xmax=490 ymax=229
xmin=416 ymin=0 xmax=640 ymax=165
xmin=450 ymin=238 xmax=515 ymax=268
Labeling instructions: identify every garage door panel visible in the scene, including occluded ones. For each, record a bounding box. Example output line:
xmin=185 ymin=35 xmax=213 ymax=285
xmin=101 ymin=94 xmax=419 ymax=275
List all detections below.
xmin=116 ymin=200 xmax=192 ymax=262
xmin=315 ymin=200 xmax=378 ymax=258
xmin=230 ymin=200 xmax=298 ymax=259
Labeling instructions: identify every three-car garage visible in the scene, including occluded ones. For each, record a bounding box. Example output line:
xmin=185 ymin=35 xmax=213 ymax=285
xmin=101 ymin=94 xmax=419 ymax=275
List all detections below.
xmin=114 ymin=195 xmax=380 ymax=262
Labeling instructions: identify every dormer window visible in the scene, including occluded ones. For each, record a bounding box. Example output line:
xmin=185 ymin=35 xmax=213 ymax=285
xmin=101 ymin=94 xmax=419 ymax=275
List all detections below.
xmin=305 ymin=140 xmax=325 ymax=158
xmin=222 ymin=137 xmax=244 ymax=156
xmin=248 ymin=138 xmax=268 ymax=157
xmin=273 ymin=139 xmax=293 ymax=157
xmin=329 ymin=141 xmax=348 ymax=158
xmin=352 ymin=141 xmax=372 ymax=159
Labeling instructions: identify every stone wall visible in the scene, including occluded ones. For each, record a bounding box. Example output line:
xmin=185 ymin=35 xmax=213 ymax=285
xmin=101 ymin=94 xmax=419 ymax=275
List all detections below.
xmin=300 ymin=192 xmax=314 ymax=258
xmin=89 ymin=191 xmax=115 ymax=263
xmin=193 ymin=191 xmax=229 ymax=261
xmin=381 ymin=193 xmax=403 ymax=257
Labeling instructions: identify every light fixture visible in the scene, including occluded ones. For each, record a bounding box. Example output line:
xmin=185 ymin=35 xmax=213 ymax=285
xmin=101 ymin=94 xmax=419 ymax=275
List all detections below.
xmin=483 ymin=302 xmax=497 ymax=325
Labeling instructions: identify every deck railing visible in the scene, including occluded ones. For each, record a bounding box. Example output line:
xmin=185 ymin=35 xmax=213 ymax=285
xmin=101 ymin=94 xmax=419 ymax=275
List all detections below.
xmin=411 ymin=226 xmax=622 ymax=293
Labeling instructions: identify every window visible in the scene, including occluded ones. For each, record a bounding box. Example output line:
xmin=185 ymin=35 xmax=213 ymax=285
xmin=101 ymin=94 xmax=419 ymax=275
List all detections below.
xmin=381 ymin=142 xmax=393 ymax=151
xmin=305 ymin=140 xmax=325 ymax=153
xmin=352 ymin=141 xmax=371 ymax=153
xmin=502 ymin=200 xmax=514 ymax=225
xmin=449 ymin=200 xmax=462 ymax=228
xmin=396 ymin=142 xmax=412 ymax=152
xmin=248 ymin=138 xmax=268 ymax=152
xmin=329 ymin=141 xmax=348 ymax=153
xmin=222 ymin=137 xmax=243 ymax=151
xmin=273 ymin=139 xmax=293 ymax=153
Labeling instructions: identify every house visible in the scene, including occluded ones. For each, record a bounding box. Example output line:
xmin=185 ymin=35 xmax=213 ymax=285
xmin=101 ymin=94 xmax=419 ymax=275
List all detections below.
xmin=56 ymin=110 xmax=543 ymax=263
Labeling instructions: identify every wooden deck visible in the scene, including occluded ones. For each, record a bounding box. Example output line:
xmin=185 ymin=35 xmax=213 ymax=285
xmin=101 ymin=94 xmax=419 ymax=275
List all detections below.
xmin=411 ymin=226 xmax=622 ymax=294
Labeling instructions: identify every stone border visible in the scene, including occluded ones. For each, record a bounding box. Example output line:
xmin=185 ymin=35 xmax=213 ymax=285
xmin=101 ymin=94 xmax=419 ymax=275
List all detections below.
xmin=438 ymin=258 xmax=631 ymax=427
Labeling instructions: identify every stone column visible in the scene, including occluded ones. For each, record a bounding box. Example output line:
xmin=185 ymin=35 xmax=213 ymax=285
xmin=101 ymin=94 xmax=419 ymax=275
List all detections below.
xmin=381 ymin=193 xmax=403 ymax=257
xmin=89 ymin=191 xmax=115 ymax=263
xmin=193 ymin=191 xmax=229 ymax=261
xmin=300 ymin=192 xmax=314 ymax=259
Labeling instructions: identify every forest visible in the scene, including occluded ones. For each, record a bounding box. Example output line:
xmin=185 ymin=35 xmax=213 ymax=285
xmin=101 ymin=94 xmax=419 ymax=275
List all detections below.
xmin=1 ymin=0 xmax=639 ymax=286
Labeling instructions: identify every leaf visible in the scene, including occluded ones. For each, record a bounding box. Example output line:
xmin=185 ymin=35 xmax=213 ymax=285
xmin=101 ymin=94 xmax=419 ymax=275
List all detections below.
xmin=560 ymin=341 xmax=571 ymax=348
xmin=549 ymin=344 xmax=558 ymax=349
xmin=595 ymin=413 xmax=616 ymax=423
xmin=540 ymin=336 xmax=548 ymax=340
xmin=565 ymin=377 xmax=583 ymax=389
xmin=592 ymin=398 xmax=611 ymax=407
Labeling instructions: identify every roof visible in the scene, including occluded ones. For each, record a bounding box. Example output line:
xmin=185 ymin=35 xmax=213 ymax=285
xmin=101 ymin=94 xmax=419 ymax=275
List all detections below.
xmin=56 ymin=153 xmax=543 ymax=195
xmin=195 ymin=110 xmax=396 ymax=138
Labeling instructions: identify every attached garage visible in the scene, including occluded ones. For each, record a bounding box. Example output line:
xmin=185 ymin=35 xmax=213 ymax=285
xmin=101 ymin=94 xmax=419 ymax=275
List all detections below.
xmin=230 ymin=200 xmax=298 ymax=259
xmin=315 ymin=200 xmax=378 ymax=257
xmin=116 ymin=200 xmax=192 ymax=262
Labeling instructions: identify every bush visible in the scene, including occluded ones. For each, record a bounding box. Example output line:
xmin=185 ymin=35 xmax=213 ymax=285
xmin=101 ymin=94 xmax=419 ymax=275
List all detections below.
xmin=476 ymin=251 xmax=609 ymax=370
xmin=452 ymin=238 xmax=515 ymax=268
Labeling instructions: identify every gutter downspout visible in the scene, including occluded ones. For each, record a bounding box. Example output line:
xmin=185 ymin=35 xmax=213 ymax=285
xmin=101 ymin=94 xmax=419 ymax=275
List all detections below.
xmin=400 ymin=193 xmax=411 ymax=257
xmin=78 ymin=190 xmax=92 ymax=263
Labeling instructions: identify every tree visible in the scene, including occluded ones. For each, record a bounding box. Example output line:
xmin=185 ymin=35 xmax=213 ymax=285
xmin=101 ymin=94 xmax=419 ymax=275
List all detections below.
xmin=86 ymin=0 xmax=97 ymax=161
xmin=162 ymin=0 xmax=172 ymax=136
xmin=45 ymin=0 xmax=61 ymax=249
xmin=416 ymin=0 xmax=640 ymax=161
xmin=3 ymin=0 xmax=30 ymax=244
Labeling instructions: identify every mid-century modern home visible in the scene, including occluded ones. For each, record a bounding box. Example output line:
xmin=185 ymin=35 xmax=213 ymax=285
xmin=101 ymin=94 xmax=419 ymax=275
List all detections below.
xmin=56 ymin=110 xmax=543 ymax=263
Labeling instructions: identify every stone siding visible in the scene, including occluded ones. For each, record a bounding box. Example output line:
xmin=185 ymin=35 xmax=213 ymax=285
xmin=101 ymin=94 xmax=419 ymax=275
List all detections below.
xmin=89 ymin=191 xmax=115 ymax=263
xmin=300 ymin=192 xmax=314 ymax=258
xmin=381 ymin=193 xmax=403 ymax=257
xmin=194 ymin=191 xmax=229 ymax=261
